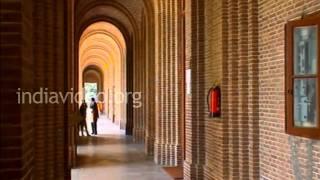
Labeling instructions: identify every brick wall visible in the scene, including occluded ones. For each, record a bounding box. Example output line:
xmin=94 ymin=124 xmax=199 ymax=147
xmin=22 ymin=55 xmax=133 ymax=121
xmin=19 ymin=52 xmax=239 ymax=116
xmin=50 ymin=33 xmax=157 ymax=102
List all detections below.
xmin=0 ymin=0 xmax=34 ymax=179
xmin=203 ymin=0 xmax=224 ymax=179
xmin=1 ymin=0 xmax=67 ymax=179
xmin=184 ymin=0 xmax=319 ymax=179
xmin=258 ymin=1 xmax=320 ymax=179
xmin=184 ymin=0 xmax=259 ymax=179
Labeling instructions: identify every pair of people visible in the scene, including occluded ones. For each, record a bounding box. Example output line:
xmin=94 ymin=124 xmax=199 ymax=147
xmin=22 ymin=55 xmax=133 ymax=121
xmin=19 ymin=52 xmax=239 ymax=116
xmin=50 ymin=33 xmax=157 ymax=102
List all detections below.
xmin=79 ymin=98 xmax=99 ymax=136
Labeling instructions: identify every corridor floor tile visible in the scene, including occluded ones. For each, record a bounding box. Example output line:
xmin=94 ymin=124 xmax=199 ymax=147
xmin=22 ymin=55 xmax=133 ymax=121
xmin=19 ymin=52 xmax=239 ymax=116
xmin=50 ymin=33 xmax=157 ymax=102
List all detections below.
xmin=72 ymin=118 xmax=171 ymax=180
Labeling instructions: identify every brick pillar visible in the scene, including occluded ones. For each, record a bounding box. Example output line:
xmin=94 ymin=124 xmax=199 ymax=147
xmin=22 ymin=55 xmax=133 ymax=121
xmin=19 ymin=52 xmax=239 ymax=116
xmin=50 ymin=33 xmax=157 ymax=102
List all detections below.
xmin=183 ymin=0 xmax=206 ymax=179
xmin=247 ymin=1 xmax=260 ymax=178
xmin=226 ymin=0 xmax=241 ymax=178
xmin=202 ymin=0 xmax=225 ymax=179
xmin=141 ymin=12 xmax=147 ymax=144
xmin=32 ymin=0 xmax=67 ymax=179
xmin=0 ymin=0 xmax=34 ymax=179
xmin=154 ymin=0 xmax=182 ymax=166
xmin=221 ymin=0 xmax=260 ymax=179
xmin=144 ymin=9 xmax=157 ymax=156
xmin=133 ymin=29 xmax=145 ymax=142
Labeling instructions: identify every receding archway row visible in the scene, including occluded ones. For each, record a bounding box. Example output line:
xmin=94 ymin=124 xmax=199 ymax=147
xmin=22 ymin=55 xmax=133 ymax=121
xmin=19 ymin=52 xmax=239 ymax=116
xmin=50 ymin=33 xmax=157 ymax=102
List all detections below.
xmin=73 ymin=0 xmax=160 ymax=141
xmin=73 ymin=0 xmax=185 ymax=170
xmin=79 ymin=22 xmax=126 ymax=129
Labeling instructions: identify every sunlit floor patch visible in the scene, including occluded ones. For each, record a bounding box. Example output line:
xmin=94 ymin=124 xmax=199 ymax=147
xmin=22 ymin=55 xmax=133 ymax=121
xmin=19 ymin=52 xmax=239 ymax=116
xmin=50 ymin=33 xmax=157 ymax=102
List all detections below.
xmin=72 ymin=117 xmax=170 ymax=180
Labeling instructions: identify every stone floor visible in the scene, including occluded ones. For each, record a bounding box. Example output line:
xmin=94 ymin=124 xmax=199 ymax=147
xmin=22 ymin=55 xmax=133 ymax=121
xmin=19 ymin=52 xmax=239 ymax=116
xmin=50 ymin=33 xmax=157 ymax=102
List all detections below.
xmin=72 ymin=116 xmax=171 ymax=180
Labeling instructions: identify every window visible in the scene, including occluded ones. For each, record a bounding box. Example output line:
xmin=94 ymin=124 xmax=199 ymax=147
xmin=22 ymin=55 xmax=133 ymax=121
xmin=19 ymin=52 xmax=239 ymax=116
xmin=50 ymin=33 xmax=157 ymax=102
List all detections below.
xmin=286 ymin=12 xmax=320 ymax=139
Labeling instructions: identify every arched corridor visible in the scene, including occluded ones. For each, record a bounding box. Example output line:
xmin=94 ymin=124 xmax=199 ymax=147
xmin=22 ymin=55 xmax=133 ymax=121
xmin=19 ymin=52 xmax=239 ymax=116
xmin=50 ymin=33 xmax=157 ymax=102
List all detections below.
xmin=1 ymin=0 xmax=320 ymax=180
xmin=79 ymin=21 xmax=128 ymax=133
xmin=73 ymin=0 xmax=140 ymax=137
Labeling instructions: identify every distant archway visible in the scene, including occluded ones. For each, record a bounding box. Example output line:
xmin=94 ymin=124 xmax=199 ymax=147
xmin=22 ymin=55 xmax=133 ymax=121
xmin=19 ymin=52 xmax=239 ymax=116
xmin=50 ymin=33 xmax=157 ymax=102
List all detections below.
xmin=82 ymin=65 xmax=104 ymax=104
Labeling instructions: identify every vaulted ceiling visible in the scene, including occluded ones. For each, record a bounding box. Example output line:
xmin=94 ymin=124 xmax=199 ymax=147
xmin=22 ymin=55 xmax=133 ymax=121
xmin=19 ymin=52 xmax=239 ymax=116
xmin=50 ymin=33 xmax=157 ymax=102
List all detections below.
xmin=79 ymin=21 xmax=126 ymax=72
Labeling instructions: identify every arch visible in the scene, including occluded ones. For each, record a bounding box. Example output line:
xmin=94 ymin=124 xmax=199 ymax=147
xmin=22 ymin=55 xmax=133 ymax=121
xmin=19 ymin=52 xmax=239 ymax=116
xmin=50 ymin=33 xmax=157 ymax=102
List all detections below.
xmin=78 ymin=21 xmax=129 ymax=134
xmin=74 ymin=0 xmax=155 ymax=138
xmin=82 ymin=65 xmax=104 ymax=85
xmin=82 ymin=65 xmax=104 ymax=101
xmin=75 ymin=3 xmax=137 ymax=44
xmin=74 ymin=1 xmax=138 ymax=134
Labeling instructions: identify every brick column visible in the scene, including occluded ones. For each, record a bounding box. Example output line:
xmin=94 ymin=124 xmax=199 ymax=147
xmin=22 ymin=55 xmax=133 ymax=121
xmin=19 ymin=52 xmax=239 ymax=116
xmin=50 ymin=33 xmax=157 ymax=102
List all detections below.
xmin=183 ymin=0 xmax=206 ymax=179
xmin=0 ymin=1 xmax=34 ymax=179
xmin=202 ymin=0 xmax=225 ymax=179
xmin=221 ymin=0 xmax=260 ymax=179
xmin=133 ymin=29 xmax=145 ymax=142
xmin=154 ymin=0 xmax=182 ymax=166
xmin=144 ymin=9 xmax=156 ymax=156
xmin=32 ymin=0 xmax=67 ymax=179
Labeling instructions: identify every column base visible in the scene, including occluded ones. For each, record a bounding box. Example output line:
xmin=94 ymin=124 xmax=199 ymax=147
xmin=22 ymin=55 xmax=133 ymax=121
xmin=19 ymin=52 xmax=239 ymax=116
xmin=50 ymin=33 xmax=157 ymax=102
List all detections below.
xmin=183 ymin=161 xmax=204 ymax=180
xmin=145 ymin=135 xmax=155 ymax=156
xmin=154 ymin=142 xmax=182 ymax=166
xmin=203 ymin=164 xmax=224 ymax=180
xmin=133 ymin=128 xmax=144 ymax=142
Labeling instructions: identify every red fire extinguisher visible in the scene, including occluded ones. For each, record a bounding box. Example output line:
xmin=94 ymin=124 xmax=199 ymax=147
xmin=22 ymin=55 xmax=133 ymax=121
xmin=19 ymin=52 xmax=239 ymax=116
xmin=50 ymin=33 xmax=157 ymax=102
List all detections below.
xmin=207 ymin=85 xmax=221 ymax=117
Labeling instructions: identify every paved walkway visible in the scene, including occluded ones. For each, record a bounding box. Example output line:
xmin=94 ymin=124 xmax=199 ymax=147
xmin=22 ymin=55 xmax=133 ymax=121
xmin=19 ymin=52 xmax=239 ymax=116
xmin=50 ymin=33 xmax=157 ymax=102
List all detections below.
xmin=72 ymin=117 xmax=171 ymax=180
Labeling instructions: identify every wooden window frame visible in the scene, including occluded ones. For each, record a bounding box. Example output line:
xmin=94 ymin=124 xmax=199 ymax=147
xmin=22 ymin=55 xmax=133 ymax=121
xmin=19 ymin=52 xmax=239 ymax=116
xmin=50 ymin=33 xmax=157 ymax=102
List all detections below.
xmin=285 ymin=12 xmax=320 ymax=139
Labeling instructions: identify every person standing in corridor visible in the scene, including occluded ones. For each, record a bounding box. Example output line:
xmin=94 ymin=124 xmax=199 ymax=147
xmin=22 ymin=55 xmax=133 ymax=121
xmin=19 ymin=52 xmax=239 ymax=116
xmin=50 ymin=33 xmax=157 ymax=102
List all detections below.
xmin=90 ymin=98 xmax=99 ymax=135
xmin=79 ymin=100 xmax=90 ymax=136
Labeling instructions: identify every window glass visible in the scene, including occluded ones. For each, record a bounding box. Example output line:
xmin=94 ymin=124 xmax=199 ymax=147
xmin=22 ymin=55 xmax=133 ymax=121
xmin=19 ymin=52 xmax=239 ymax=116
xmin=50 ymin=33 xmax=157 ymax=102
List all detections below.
xmin=294 ymin=78 xmax=317 ymax=128
xmin=294 ymin=26 xmax=318 ymax=75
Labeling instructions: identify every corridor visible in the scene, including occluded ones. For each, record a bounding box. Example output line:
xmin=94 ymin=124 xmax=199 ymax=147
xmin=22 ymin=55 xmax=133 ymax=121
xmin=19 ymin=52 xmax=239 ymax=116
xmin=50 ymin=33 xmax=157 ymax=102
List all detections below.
xmin=1 ymin=0 xmax=320 ymax=180
xmin=72 ymin=118 xmax=170 ymax=180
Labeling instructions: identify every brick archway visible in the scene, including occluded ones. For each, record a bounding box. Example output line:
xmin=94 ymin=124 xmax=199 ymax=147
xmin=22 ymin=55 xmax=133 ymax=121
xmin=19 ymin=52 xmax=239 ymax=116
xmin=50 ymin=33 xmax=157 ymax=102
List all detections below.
xmin=82 ymin=65 xmax=104 ymax=103
xmin=73 ymin=0 xmax=159 ymax=155
xmin=74 ymin=1 xmax=137 ymax=136
xmin=79 ymin=22 xmax=127 ymax=128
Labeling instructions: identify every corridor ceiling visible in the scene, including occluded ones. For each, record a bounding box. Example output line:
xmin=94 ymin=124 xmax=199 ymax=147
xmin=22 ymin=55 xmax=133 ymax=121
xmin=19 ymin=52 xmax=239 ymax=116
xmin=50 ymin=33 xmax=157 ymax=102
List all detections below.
xmin=79 ymin=21 xmax=126 ymax=73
